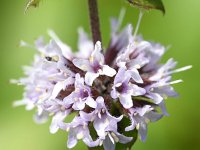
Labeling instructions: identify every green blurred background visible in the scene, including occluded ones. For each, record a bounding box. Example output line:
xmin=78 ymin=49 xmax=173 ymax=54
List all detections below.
xmin=0 ymin=0 xmax=200 ymax=149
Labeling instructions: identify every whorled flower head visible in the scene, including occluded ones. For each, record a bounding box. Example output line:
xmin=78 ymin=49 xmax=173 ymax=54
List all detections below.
xmin=13 ymin=17 xmax=191 ymax=149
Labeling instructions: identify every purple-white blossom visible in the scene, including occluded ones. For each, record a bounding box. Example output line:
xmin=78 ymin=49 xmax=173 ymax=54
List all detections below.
xmin=13 ymin=16 xmax=191 ymax=149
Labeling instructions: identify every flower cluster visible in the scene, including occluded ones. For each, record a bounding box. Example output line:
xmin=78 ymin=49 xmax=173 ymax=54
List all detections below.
xmin=13 ymin=19 xmax=191 ymax=149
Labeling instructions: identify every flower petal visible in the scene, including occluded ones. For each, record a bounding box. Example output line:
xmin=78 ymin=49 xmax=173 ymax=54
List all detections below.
xmin=146 ymin=93 xmax=163 ymax=104
xmin=125 ymin=117 xmax=136 ymax=131
xmin=103 ymin=135 xmax=115 ymax=150
xmin=51 ymin=77 xmax=74 ymax=99
xmin=131 ymin=84 xmax=146 ymax=96
xmin=75 ymin=73 xmax=84 ymax=87
xmin=72 ymin=100 xmax=85 ymax=110
xmin=119 ymin=94 xmax=133 ymax=109
xmin=138 ymin=120 xmax=147 ymax=142
xmin=67 ymin=133 xmax=78 ymax=149
xmin=86 ymin=97 xmax=97 ymax=108
xmin=50 ymin=112 xmax=66 ymax=134
xmin=85 ymin=72 xmax=99 ymax=86
xmin=145 ymin=111 xmax=163 ymax=122
xmin=80 ymin=111 xmax=95 ymax=122
xmin=63 ymin=93 xmax=75 ymax=105
xmin=91 ymin=41 xmax=104 ymax=64
xmin=111 ymin=89 xmax=118 ymax=99
xmin=114 ymin=67 xmax=127 ymax=84
xmin=101 ymin=65 xmax=116 ymax=77
xmin=73 ymin=58 xmax=92 ymax=71
xmin=159 ymin=101 xmax=169 ymax=116
xmin=128 ymin=68 xmax=143 ymax=83
xmin=115 ymin=132 xmax=133 ymax=144
xmin=83 ymin=137 xmax=100 ymax=147
xmin=33 ymin=111 xmax=49 ymax=124
xmin=94 ymin=115 xmax=109 ymax=137
xmin=77 ymin=28 xmax=93 ymax=58
xmin=48 ymin=30 xmax=72 ymax=59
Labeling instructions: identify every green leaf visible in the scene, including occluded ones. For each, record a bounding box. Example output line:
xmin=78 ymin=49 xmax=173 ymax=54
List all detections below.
xmin=127 ymin=0 xmax=165 ymax=14
xmin=25 ymin=0 xmax=41 ymax=12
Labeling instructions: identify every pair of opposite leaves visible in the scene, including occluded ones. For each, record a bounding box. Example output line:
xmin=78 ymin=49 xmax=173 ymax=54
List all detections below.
xmin=25 ymin=0 xmax=165 ymax=14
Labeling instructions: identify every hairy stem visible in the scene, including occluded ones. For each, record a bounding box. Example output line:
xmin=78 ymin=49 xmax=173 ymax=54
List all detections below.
xmin=88 ymin=0 xmax=102 ymax=44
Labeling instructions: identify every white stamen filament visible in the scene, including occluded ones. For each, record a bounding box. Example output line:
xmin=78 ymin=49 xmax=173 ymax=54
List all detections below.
xmin=158 ymin=80 xmax=183 ymax=87
xmin=108 ymin=132 xmax=115 ymax=144
xmin=116 ymin=8 xmax=126 ymax=32
xmin=111 ymin=132 xmax=119 ymax=143
xmin=169 ymin=80 xmax=183 ymax=85
xmin=165 ymin=65 xmax=192 ymax=76
xmin=133 ymin=11 xmax=144 ymax=41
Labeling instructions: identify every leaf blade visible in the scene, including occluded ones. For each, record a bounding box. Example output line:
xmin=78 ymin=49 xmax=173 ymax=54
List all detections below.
xmin=127 ymin=0 xmax=165 ymax=14
xmin=25 ymin=0 xmax=41 ymax=13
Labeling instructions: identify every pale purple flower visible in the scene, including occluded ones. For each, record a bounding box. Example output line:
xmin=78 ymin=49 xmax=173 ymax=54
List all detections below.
xmin=125 ymin=105 xmax=163 ymax=142
xmin=111 ymin=67 xmax=146 ymax=108
xmin=63 ymin=73 xmax=97 ymax=110
xmin=80 ymin=97 xmax=132 ymax=149
xmin=75 ymin=28 xmax=94 ymax=58
xmin=59 ymin=116 xmax=100 ymax=149
xmin=73 ymin=41 xmax=116 ymax=86
xmin=41 ymin=98 xmax=72 ymax=134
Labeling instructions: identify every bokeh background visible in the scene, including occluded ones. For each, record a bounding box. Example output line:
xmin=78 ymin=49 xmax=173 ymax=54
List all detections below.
xmin=0 ymin=0 xmax=200 ymax=150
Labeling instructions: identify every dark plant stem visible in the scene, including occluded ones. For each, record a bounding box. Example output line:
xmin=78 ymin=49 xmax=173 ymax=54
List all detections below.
xmin=88 ymin=0 xmax=102 ymax=44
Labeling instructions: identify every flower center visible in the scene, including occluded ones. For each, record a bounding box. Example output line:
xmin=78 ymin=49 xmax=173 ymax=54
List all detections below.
xmin=116 ymin=82 xmax=128 ymax=94
xmin=92 ymin=61 xmax=101 ymax=73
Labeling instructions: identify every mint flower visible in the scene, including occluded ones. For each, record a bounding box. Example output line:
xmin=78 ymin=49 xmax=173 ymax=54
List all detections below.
xmin=63 ymin=73 xmax=97 ymax=110
xmin=13 ymin=17 xmax=191 ymax=149
xmin=111 ymin=67 xmax=146 ymax=109
xmin=73 ymin=41 xmax=116 ymax=86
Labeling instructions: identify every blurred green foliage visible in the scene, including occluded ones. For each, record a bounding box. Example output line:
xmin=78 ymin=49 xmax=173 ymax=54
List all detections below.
xmin=0 ymin=0 xmax=200 ymax=150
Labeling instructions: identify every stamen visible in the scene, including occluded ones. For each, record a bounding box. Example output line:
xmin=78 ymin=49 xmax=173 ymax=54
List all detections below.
xmin=116 ymin=8 xmax=126 ymax=32
xmin=134 ymin=64 xmax=141 ymax=69
xmin=108 ymin=132 xmax=115 ymax=144
xmin=83 ymin=123 xmax=87 ymax=129
xmin=35 ymin=87 xmax=41 ymax=92
xmin=157 ymin=80 xmax=183 ymax=87
xmin=89 ymin=56 xmax=94 ymax=62
xmin=66 ymin=127 xmax=70 ymax=132
xmin=49 ymin=112 xmax=55 ymax=116
xmin=99 ymin=140 xmax=103 ymax=146
xmin=52 ymin=56 xmax=59 ymax=62
xmin=76 ymin=132 xmax=84 ymax=139
xmin=165 ymin=65 xmax=192 ymax=76
xmin=61 ymin=106 xmax=65 ymax=111
xmin=136 ymin=123 xmax=140 ymax=130
xmin=111 ymin=132 xmax=119 ymax=143
xmin=104 ymin=118 xmax=110 ymax=126
xmin=169 ymin=80 xmax=183 ymax=85
xmin=133 ymin=10 xmax=144 ymax=41
xmin=150 ymin=88 xmax=154 ymax=92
